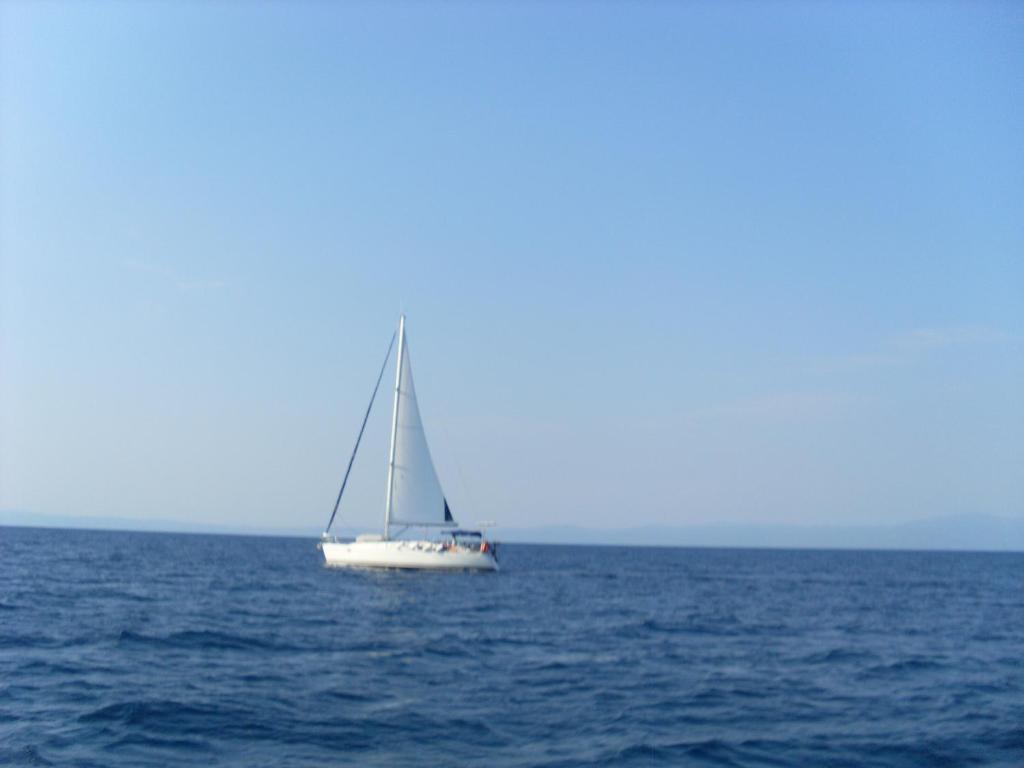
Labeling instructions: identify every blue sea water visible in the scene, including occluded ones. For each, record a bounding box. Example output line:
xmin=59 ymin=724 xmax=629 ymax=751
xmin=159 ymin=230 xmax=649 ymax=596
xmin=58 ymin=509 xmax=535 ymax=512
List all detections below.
xmin=0 ymin=527 xmax=1021 ymax=767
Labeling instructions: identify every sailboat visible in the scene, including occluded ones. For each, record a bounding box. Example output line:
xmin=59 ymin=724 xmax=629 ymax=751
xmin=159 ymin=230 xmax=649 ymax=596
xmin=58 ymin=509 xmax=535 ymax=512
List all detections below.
xmin=319 ymin=315 xmax=498 ymax=571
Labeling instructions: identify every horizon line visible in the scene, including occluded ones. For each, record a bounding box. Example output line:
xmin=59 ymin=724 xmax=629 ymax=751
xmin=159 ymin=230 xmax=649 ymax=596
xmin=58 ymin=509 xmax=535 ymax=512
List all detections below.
xmin=2 ymin=519 xmax=1022 ymax=555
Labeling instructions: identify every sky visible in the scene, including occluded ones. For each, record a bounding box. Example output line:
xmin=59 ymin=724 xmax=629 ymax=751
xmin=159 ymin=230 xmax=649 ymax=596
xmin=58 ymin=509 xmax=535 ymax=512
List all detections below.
xmin=1 ymin=1 xmax=1022 ymax=536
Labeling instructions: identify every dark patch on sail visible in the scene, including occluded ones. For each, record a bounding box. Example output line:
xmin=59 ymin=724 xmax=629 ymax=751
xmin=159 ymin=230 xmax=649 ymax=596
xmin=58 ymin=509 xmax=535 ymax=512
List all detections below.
xmin=444 ymin=499 xmax=454 ymax=522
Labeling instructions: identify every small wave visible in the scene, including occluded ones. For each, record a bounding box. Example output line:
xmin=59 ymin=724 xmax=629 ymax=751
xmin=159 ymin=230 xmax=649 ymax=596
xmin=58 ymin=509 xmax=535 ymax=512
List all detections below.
xmin=0 ymin=633 xmax=57 ymax=649
xmin=237 ymin=672 xmax=287 ymax=684
xmin=990 ymin=727 xmax=1024 ymax=751
xmin=76 ymin=587 xmax=154 ymax=603
xmin=0 ymin=633 xmax=91 ymax=650
xmin=319 ymin=689 xmax=376 ymax=703
xmin=422 ymin=643 xmax=466 ymax=658
xmin=80 ymin=699 xmax=220 ymax=727
xmin=625 ymin=616 xmax=741 ymax=637
xmin=802 ymin=648 xmax=876 ymax=664
xmin=13 ymin=660 xmax=83 ymax=676
xmin=864 ymin=657 xmax=945 ymax=676
xmin=475 ymin=635 xmax=540 ymax=648
xmin=117 ymin=629 xmax=296 ymax=653
xmin=0 ymin=745 xmax=54 ymax=766
xmin=588 ymin=738 xmax=747 ymax=766
xmin=691 ymin=687 xmax=750 ymax=706
xmin=531 ymin=660 xmax=574 ymax=672
xmin=108 ymin=734 xmax=212 ymax=752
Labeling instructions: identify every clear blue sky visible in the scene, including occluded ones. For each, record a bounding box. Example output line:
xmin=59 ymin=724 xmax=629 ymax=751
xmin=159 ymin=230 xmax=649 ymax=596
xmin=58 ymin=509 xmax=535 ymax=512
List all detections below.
xmin=2 ymin=1 xmax=1021 ymax=533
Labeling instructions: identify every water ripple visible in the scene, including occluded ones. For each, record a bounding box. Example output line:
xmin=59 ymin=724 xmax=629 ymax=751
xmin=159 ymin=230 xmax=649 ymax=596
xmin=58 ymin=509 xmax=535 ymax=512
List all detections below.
xmin=1 ymin=528 xmax=1022 ymax=767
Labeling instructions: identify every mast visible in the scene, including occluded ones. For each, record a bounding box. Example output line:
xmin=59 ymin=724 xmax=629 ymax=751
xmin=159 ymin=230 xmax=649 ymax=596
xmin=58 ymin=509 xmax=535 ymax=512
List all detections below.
xmin=383 ymin=314 xmax=405 ymax=540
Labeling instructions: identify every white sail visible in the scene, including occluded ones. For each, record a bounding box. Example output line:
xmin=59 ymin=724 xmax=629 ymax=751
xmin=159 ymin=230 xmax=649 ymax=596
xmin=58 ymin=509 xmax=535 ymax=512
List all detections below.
xmin=388 ymin=334 xmax=453 ymax=527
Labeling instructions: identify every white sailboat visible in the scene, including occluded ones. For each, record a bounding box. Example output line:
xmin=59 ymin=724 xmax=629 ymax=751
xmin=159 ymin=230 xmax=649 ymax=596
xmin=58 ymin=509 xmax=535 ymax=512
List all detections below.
xmin=319 ymin=315 xmax=498 ymax=571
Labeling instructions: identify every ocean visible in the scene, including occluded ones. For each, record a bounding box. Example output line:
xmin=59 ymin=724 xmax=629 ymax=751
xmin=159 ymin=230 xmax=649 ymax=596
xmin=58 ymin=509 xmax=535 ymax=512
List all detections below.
xmin=1 ymin=526 xmax=1021 ymax=767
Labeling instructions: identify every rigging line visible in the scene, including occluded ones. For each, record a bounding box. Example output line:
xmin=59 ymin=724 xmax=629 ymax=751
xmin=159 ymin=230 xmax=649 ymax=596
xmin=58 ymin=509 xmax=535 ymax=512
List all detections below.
xmin=325 ymin=331 xmax=397 ymax=534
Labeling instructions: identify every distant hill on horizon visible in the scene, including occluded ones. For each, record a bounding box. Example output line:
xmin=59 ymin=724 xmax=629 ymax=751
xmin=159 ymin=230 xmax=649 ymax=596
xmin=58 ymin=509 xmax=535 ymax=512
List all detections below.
xmin=2 ymin=510 xmax=1022 ymax=553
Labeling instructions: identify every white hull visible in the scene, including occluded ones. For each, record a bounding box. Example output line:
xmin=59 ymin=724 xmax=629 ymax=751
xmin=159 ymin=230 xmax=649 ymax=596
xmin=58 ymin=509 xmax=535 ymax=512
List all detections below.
xmin=321 ymin=540 xmax=498 ymax=571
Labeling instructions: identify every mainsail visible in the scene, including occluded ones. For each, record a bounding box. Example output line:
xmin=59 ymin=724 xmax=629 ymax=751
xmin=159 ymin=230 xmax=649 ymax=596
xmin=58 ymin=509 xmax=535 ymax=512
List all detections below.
xmin=386 ymin=321 xmax=454 ymax=529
